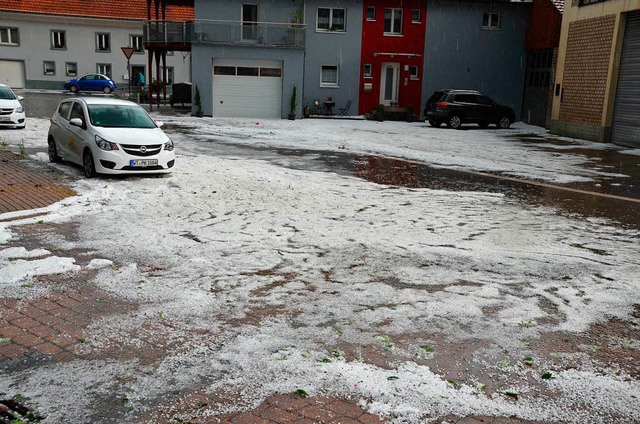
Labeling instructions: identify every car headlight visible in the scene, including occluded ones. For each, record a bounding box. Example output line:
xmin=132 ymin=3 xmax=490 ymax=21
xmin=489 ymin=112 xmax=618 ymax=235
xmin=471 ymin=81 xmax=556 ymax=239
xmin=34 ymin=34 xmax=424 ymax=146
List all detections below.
xmin=95 ymin=135 xmax=119 ymax=151
xmin=15 ymin=107 xmax=24 ymax=113
xmin=163 ymin=138 xmax=174 ymax=151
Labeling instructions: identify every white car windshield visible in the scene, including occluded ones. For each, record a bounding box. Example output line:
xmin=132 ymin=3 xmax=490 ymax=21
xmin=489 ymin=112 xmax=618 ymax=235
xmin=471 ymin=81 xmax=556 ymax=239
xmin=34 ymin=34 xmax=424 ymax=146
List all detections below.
xmin=88 ymin=105 xmax=156 ymax=128
xmin=0 ymin=87 xmax=17 ymax=100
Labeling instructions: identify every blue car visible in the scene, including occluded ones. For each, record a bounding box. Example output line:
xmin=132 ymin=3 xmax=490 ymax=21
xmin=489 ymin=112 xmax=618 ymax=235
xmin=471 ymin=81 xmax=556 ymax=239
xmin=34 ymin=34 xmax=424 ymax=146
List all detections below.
xmin=64 ymin=73 xmax=116 ymax=94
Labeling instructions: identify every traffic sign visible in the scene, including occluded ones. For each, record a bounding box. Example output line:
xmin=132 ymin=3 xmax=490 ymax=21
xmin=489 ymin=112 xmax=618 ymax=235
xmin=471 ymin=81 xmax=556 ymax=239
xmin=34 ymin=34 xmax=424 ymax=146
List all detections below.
xmin=121 ymin=47 xmax=135 ymax=60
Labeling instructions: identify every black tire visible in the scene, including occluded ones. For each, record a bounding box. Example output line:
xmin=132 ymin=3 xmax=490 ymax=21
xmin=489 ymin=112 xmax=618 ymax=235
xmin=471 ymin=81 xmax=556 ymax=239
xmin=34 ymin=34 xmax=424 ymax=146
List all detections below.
xmin=48 ymin=137 xmax=61 ymax=163
xmin=446 ymin=115 xmax=462 ymax=129
xmin=498 ymin=116 xmax=512 ymax=129
xmin=83 ymin=150 xmax=96 ymax=178
xmin=103 ymin=86 xmax=112 ymax=94
xmin=70 ymin=85 xmax=78 ymax=93
xmin=428 ymin=119 xmax=442 ymax=128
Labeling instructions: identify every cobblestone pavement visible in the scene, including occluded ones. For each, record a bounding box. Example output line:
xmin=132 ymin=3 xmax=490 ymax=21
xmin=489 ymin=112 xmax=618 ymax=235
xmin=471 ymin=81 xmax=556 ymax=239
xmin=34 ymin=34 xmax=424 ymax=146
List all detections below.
xmin=0 ymin=150 xmax=75 ymax=214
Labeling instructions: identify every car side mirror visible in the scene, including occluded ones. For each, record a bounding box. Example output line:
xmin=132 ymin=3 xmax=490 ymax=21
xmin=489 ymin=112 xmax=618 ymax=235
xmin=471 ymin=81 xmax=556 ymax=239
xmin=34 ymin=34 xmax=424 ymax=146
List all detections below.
xmin=155 ymin=120 xmax=164 ymax=128
xmin=17 ymin=96 xmax=24 ymax=101
xmin=69 ymin=118 xmax=84 ymax=127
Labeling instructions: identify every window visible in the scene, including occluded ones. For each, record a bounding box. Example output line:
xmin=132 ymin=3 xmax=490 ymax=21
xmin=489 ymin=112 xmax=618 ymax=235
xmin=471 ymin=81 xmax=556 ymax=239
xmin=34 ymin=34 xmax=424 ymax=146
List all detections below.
xmin=366 ymin=7 xmax=375 ymax=21
xmin=65 ymin=62 xmax=77 ymax=77
xmin=384 ymin=8 xmax=403 ymax=35
xmin=43 ymin=61 xmax=56 ymax=76
xmin=364 ymin=64 xmax=372 ymax=78
xmin=412 ymin=9 xmax=421 ymax=23
xmin=57 ymin=102 xmax=72 ymax=120
xmin=237 ymin=67 xmax=259 ymax=76
xmin=51 ymin=30 xmax=66 ymax=49
xmin=96 ymin=33 xmax=111 ymax=51
xmin=317 ymin=8 xmax=346 ymax=32
xmin=482 ymin=13 xmax=500 ymax=30
xmin=0 ymin=27 xmax=19 ymax=45
xmin=320 ymin=65 xmax=339 ymax=86
xmin=410 ymin=66 xmax=419 ymax=80
xmin=166 ymin=67 xmax=174 ymax=85
xmin=97 ymin=63 xmax=112 ymax=78
xmin=70 ymin=102 xmax=85 ymax=122
xmin=214 ymin=66 xmax=236 ymax=76
xmin=130 ymin=35 xmax=143 ymax=53
xmin=578 ymin=0 xmax=607 ymax=5
xmin=260 ymin=68 xmax=281 ymax=77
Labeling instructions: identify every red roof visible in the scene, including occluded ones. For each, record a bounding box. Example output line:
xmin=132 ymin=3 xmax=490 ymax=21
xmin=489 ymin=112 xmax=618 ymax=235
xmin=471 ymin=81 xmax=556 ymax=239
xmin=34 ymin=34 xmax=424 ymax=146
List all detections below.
xmin=0 ymin=0 xmax=194 ymax=21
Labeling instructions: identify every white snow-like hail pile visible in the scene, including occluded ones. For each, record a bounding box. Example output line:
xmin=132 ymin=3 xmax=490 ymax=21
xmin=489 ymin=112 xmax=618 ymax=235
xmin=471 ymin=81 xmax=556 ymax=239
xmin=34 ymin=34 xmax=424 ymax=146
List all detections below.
xmin=0 ymin=116 xmax=639 ymax=423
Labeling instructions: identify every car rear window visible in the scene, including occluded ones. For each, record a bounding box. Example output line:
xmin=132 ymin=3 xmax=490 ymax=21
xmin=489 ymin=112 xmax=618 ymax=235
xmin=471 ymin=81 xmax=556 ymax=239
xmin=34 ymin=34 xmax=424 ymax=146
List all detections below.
xmin=454 ymin=94 xmax=476 ymax=104
xmin=88 ymin=104 xmax=156 ymax=128
xmin=427 ymin=91 xmax=446 ymax=104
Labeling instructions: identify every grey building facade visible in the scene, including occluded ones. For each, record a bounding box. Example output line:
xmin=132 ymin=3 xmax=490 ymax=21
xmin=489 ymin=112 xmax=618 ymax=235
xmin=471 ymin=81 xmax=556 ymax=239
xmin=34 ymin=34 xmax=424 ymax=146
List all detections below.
xmin=302 ymin=0 xmax=362 ymax=114
xmin=422 ymin=0 xmax=530 ymax=119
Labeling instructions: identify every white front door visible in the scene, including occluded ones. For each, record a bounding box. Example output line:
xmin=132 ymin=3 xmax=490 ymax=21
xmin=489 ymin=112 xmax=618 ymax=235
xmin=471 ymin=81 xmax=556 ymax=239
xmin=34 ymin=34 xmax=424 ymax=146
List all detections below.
xmin=380 ymin=62 xmax=400 ymax=106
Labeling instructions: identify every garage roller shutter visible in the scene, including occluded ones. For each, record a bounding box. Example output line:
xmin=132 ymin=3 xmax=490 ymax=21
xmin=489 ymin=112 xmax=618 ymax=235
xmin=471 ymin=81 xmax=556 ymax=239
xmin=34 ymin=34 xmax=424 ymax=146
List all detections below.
xmin=611 ymin=12 xmax=640 ymax=147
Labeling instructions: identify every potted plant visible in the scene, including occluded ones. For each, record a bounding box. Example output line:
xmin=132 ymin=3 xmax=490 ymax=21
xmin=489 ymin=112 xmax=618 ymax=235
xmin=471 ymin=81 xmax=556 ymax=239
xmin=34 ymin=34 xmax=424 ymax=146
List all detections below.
xmin=375 ymin=103 xmax=385 ymax=122
xmin=194 ymin=85 xmax=203 ymax=117
xmin=406 ymin=104 xmax=415 ymax=122
xmin=288 ymin=85 xmax=297 ymax=120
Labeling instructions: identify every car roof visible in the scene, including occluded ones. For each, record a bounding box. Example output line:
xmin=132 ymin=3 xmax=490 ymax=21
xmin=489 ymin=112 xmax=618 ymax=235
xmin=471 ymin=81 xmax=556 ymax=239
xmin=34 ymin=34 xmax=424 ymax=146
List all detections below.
xmin=69 ymin=97 xmax=138 ymax=107
xmin=440 ymin=89 xmax=483 ymax=95
xmin=78 ymin=73 xmax=112 ymax=79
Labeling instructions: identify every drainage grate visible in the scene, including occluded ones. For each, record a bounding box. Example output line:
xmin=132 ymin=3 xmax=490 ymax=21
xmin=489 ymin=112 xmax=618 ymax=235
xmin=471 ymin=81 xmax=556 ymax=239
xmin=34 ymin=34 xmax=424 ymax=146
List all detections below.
xmin=0 ymin=399 xmax=44 ymax=423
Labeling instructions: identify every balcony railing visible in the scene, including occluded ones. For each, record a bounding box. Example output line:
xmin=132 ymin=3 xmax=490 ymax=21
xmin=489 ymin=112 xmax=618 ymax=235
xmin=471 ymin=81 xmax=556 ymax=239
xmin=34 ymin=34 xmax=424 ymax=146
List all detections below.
xmin=144 ymin=20 xmax=306 ymax=49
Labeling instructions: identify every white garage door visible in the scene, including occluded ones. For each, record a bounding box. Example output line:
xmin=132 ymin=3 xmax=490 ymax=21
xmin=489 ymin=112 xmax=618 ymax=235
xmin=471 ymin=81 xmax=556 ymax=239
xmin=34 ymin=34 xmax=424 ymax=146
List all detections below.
xmin=213 ymin=59 xmax=282 ymax=119
xmin=0 ymin=60 xmax=25 ymax=88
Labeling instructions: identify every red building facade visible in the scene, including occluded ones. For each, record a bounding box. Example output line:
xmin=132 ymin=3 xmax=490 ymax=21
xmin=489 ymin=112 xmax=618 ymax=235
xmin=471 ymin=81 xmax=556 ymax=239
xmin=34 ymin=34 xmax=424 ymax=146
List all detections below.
xmin=358 ymin=0 xmax=427 ymax=115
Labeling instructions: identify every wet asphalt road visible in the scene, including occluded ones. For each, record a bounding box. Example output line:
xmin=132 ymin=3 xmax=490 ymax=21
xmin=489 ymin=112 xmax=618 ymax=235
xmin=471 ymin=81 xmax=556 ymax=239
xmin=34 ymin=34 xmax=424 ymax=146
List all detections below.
xmin=15 ymin=90 xmax=640 ymax=229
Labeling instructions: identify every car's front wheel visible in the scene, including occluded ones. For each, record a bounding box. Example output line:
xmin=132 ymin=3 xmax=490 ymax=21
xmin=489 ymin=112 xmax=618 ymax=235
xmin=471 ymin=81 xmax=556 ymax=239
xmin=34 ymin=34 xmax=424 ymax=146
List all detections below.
xmin=498 ymin=116 xmax=512 ymax=129
xmin=83 ymin=150 xmax=96 ymax=178
xmin=70 ymin=85 xmax=78 ymax=93
xmin=428 ymin=119 xmax=442 ymax=128
xmin=447 ymin=115 xmax=462 ymax=129
xmin=48 ymin=137 xmax=61 ymax=163
xmin=103 ymin=86 xmax=112 ymax=94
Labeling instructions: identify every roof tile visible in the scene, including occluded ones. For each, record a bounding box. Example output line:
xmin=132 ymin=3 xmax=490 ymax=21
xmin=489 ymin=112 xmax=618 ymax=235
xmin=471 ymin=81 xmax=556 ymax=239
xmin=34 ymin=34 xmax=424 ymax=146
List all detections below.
xmin=0 ymin=0 xmax=193 ymax=21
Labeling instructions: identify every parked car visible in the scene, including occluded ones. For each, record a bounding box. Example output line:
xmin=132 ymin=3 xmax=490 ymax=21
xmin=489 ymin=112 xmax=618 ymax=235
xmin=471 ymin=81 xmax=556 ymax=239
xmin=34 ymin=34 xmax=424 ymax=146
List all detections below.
xmin=47 ymin=97 xmax=175 ymax=177
xmin=64 ymin=73 xmax=116 ymax=94
xmin=424 ymin=89 xmax=515 ymax=129
xmin=0 ymin=84 xmax=26 ymax=129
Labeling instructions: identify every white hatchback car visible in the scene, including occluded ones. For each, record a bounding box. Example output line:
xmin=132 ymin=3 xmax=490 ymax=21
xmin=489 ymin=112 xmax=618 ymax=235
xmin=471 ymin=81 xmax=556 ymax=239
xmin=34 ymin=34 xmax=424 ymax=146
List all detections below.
xmin=47 ymin=98 xmax=175 ymax=177
xmin=0 ymin=84 xmax=26 ymax=129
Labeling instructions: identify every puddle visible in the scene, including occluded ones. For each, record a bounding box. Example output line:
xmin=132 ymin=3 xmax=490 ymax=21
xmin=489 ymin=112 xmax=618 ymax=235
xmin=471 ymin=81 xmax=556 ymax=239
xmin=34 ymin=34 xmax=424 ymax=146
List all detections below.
xmin=178 ymin=136 xmax=640 ymax=229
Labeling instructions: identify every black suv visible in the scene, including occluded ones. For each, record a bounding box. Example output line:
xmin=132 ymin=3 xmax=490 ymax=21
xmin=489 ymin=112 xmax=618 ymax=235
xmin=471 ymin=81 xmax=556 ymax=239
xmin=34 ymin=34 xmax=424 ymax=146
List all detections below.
xmin=424 ymin=89 xmax=515 ymax=129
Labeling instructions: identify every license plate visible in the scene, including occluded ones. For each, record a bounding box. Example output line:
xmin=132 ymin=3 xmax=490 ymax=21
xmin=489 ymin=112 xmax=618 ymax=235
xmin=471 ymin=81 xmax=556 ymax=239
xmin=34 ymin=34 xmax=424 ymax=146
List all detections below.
xmin=0 ymin=116 xmax=10 ymax=121
xmin=130 ymin=159 xmax=158 ymax=167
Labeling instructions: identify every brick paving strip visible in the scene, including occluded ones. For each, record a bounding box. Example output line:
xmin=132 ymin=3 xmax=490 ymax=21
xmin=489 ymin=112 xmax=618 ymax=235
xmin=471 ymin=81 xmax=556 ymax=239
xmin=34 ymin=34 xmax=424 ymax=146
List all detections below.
xmin=0 ymin=150 xmax=76 ymax=214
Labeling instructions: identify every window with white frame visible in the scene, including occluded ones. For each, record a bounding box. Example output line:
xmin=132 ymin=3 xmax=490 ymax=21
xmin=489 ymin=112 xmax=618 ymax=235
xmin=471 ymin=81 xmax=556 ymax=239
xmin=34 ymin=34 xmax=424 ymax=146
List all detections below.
xmin=317 ymin=8 xmax=346 ymax=32
xmin=366 ymin=6 xmax=375 ymax=21
xmin=51 ymin=30 xmax=66 ymax=49
xmin=410 ymin=66 xmax=419 ymax=80
xmin=97 ymin=63 xmax=112 ymax=78
xmin=43 ymin=61 xmax=56 ymax=76
xmin=384 ymin=8 xmax=403 ymax=35
xmin=65 ymin=62 xmax=77 ymax=77
xmin=364 ymin=64 xmax=372 ymax=78
xmin=0 ymin=27 xmax=19 ymax=45
xmin=130 ymin=35 xmax=143 ymax=53
xmin=96 ymin=32 xmax=111 ymax=51
xmin=482 ymin=13 xmax=501 ymax=30
xmin=412 ymin=9 xmax=421 ymax=23
xmin=320 ymin=65 xmax=339 ymax=86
